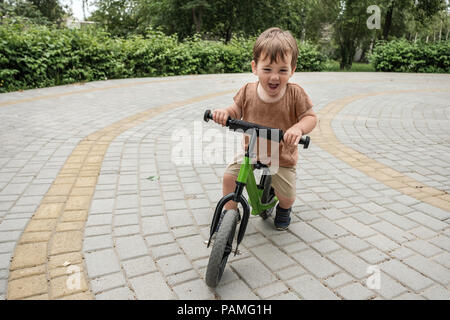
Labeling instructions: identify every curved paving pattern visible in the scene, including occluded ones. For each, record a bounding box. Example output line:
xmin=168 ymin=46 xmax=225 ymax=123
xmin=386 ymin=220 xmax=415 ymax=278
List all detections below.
xmin=0 ymin=73 xmax=449 ymax=300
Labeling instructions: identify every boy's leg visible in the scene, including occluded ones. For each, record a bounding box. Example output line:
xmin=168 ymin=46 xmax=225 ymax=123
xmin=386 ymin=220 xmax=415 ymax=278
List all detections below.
xmin=271 ymin=166 xmax=296 ymax=208
xmin=222 ymin=161 xmax=241 ymax=210
xmin=275 ymin=191 xmax=295 ymax=210
xmin=271 ymin=167 xmax=296 ymax=230
xmin=223 ymin=173 xmax=238 ymax=210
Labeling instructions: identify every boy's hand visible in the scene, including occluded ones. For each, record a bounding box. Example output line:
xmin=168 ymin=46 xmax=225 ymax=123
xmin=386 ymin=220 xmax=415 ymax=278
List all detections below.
xmin=212 ymin=109 xmax=229 ymax=127
xmin=283 ymin=126 xmax=303 ymax=148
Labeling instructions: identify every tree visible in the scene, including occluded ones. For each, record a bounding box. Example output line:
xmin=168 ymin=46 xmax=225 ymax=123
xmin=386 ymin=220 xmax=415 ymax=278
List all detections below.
xmin=0 ymin=0 xmax=68 ymax=25
xmin=89 ymin=0 xmax=139 ymax=37
xmin=331 ymin=0 xmax=373 ymax=69
xmin=29 ymin=0 xmax=67 ymax=23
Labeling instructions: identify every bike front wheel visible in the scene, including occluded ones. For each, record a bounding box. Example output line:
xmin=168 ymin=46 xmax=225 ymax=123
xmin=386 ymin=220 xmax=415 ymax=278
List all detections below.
xmin=205 ymin=209 xmax=238 ymax=288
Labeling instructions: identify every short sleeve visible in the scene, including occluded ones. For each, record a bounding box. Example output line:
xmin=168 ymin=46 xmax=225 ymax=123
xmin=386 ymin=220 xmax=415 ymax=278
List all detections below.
xmin=232 ymin=84 xmax=247 ymax=113
xmin=294 ymin=85 xmax=314 ymax=121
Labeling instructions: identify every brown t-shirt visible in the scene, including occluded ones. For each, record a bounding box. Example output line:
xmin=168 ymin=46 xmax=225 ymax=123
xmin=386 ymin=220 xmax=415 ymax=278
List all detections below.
xmin=227 ymin=82 xmax=313 ymax=167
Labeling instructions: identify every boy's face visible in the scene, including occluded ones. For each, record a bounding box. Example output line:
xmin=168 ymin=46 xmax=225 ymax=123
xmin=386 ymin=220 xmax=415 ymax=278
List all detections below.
xmin=251 ymin=52 xmax=296 ymax=98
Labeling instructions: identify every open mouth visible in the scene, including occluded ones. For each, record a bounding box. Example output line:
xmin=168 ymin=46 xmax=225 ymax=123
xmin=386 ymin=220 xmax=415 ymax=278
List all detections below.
xmin=268 ymin=83 xmax=279 ymax=90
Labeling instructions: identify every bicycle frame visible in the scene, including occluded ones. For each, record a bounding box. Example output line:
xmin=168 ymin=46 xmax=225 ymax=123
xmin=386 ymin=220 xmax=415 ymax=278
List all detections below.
xmin=208 ymin=129 xmax=278 ymax=254
xmin=236 ymin=154 xmax=278 ymax=216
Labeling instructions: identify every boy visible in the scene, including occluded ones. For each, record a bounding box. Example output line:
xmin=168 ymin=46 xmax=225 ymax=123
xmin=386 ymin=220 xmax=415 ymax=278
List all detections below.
xmin=212 ymin=27 xmax=317 ymax=230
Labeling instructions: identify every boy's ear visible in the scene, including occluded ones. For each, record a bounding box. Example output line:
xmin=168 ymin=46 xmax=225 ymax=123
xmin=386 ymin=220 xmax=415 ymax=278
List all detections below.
xmin=251 ymin=60 xmax=257 ymax=75
xmin=291 ymin=65 xmax=296 ymax=76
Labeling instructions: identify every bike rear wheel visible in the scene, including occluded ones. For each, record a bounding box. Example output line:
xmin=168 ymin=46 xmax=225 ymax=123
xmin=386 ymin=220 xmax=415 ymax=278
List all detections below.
xmin=205 ymin=209 xmax=238 ymax=288
xmin=260 ymin=174 xmax=275 ymax=220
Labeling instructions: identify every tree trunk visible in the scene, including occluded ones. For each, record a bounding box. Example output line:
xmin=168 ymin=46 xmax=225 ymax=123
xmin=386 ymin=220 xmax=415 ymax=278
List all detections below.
xmin=225 ymin=26 xmax=232 ymax=44
xmin=339 ymin=38 xmax=353 ymax=70
xmin=192 ymin=7 xmax=203 ymax=33
xmin=82 ymin=0 xmax=86 ymax=20
xmin=383 ymin=0 xmax=395 ymax=40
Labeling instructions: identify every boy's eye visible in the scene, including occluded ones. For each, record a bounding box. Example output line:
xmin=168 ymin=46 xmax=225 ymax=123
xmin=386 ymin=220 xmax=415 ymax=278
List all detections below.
xmin=280 ymin=69 xmax=288 ymax=73
xmin=263 ymin=68 xmax=271 ymax=72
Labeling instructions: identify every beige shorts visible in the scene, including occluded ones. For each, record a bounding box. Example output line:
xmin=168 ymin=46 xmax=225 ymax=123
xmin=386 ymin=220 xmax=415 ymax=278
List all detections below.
xmin=224 ymin=162 xmax=296 ymax=200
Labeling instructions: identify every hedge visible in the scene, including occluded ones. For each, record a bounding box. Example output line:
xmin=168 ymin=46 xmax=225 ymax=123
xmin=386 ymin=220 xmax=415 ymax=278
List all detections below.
xmin=0 ymin=23 xmax=326 ymax=93
xmin=369 ymin=39 xmax=450 ymax=73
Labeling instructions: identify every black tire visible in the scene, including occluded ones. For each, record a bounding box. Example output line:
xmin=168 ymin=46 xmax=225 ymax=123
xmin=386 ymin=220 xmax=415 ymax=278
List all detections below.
xmin=260 ymin=174 xmax=274 ymax=220
xmin=205 ymin=209 xmax=238 ymax=288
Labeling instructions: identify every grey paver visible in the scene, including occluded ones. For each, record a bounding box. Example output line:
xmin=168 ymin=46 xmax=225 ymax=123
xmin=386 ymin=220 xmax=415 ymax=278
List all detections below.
xmin=216 ymin=279 xmax=259 ymax=300
xmin=286 ymin=275 xmax=339 ymax=300
xmin=380 ymin=259 xmax=434 ymax=291
xmin=323 ymin=273 xmax=354 ymax=289
xmin=288 ymin=222 xmax=326 ymax=243
xmin=177 ymin=235 xmax=210 ymax=261
xmin=292 ymin=249 xmax=341 ymax=279
xmin=173 ymin=279 xmax=214 ymax=300
xmin=129 ymin=273 xmax=176 ymax=300
xmin=157 ymin=254 xmax=192 ymax=276
xmin=403 ymin=254 xmax=450 ymax=286
xmin=250 ymin=244 xmax=295 ymax=271
xmin=90 ymin=272 xmax=127 ymax=294
xmin=114 ymin=235 xmax=149 ymax=260
xmin=309 ymin=218 xmax=348 ymax=238
xmin=2 ymin=73 xmax=450 ymax=301
xmin=336 ymin=282 xmax=375 ymax=300
xmin=337 ymin=235 xmax=371 ymax=253
xmin=404 ymin=239 xmax=442 ymax=257
xmin=336 ymin=218 xmax=377 ymax=238
xmin=328 ymin=249 xmax=370 ymax=279
xmin=371 ymin=221 xmax=415 ymax=243
xmin=231 ymin=257 xmax=277 ymax=289
xmin=422 ymin=285 xmax=450 ymax=300
xmin=84 ymin=249 xmax=121 ymax=278
xmin=95 ymin=287 xmax=135 ymax=300
xmin=406 ymin=211 xmax=448 ymax=231
xmin=121 ymin=255 xmax=157 ymax=278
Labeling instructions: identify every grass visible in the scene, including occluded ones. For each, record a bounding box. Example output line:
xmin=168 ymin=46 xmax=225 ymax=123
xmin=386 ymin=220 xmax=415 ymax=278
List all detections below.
xmin=322 ymin=60 xmax=376 ymax=72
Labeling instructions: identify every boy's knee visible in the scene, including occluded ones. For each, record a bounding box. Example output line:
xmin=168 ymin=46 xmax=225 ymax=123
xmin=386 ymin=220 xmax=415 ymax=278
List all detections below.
xmin=223 ymin=173 xmax=237 ymax=185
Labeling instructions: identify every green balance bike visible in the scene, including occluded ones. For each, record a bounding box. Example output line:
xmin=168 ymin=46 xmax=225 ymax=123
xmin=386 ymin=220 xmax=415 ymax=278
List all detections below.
xmin=202 ymin=109 xmax=310 ymax=288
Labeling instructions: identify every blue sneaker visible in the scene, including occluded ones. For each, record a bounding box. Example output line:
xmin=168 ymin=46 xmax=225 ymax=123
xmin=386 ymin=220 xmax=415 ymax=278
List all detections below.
xmin=274 ymin=205 xmax=291 ymax=230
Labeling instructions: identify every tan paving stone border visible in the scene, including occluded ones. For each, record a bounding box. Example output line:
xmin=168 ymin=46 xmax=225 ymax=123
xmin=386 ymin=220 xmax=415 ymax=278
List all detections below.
xmin=7 ymin=89 xmax=235 ymax=299
xmin=311 ymin=88 xmax=450 ymax=212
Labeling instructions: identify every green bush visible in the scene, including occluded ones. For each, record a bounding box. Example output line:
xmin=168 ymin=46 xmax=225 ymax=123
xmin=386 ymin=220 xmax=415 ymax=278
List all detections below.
xmin=0 ymin=22 xmax=327 ymax=93
xmin=369 ymin=39 xmax=450 ymax=73
xmin=297 ymin=42 xmax=327 ymax=71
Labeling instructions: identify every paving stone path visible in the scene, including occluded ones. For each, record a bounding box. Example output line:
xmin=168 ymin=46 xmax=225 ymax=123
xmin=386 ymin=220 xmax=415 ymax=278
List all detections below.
xmin=0 ymin=73 xmax=449 ymax=300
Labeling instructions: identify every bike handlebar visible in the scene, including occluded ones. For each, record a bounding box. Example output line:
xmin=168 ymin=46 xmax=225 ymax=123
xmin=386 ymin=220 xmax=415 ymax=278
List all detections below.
xmin=203 ymin=109 xmax=310 ymax=149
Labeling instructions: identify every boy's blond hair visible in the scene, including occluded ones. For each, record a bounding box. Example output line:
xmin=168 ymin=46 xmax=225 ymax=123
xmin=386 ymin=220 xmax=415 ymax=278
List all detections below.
xmin=253 ymin=27 xmax=298 ymax=69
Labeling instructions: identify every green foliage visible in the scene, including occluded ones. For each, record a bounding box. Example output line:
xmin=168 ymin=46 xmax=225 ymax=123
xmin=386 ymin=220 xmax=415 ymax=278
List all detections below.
xmin=0 ymin=0 xmax=68 ymax=25
xmin=369 ymin=39 xmax=450 ymax=73
xmin=297 ymin=42 xmax=327 ymax=71
xmin=0 ymin=23 xmax=327 ymax=93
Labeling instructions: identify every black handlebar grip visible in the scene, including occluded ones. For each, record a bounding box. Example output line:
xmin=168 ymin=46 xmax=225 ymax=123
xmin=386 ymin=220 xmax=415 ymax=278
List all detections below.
xmin=204 ymin=109 xmax=310 ymax=148
xmin=204 ymin=109 xmax=213 ymax=122
xmin=299 ymin=136 xmax=310 ymax=149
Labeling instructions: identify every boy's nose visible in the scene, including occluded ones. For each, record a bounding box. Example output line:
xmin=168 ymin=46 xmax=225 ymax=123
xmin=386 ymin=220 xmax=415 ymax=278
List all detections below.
xmin=270 ymin=73 xmax=280 ymax=81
